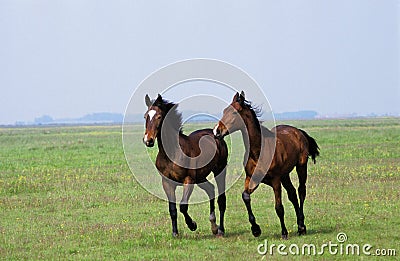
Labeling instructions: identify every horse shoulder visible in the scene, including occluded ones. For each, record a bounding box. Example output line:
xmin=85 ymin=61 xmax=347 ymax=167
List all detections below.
xmin=177 ymin=133 xmax=195 ymax=157
xmin=272 ymin=136 xmax=287 ymax=167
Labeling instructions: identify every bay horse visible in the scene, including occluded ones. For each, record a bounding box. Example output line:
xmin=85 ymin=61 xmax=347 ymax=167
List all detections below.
xmin=213 ymin=91 xmax=319 ymax=239
xmin=143 ymin=94 xmax=228 ymax=237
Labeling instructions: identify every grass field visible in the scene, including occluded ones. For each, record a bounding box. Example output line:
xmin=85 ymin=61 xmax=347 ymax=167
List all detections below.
xmin=1 ymin=118 xmax=399 ymax=260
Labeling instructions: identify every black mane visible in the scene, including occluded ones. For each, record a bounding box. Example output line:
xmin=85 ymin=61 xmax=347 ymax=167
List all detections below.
xmin=152 ymin=98 xmax=183 ymax=133
xmin=242 ymin=99 xmax=262 ymax=119
xmin=240 ymin=98 xmax=275 ymax=136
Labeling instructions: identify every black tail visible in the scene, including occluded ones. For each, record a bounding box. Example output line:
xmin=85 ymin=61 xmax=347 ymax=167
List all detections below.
xmin=299 ymin=129 xmax=320 ymax=164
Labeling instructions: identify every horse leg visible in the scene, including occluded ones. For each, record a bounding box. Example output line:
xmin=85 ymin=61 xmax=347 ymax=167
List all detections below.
xmin=281 ymin=174 xmax=304 ymax=236
xmin=197 ymin=180 xmax=218 ymax=235
xmin=272 ymin=178 xmax=288 ymax=239
xmin=180 ymin=177 xmax=197 ymax=232
xmin=214 ymin=168 xmax=227 ymax=236
xmin=242 ymin=176 xmax=261 ymax=237
xmin=162 ymin=178 xmax=178 ymax=237
xmin=296 ymin=165 xmax=307 ymax=235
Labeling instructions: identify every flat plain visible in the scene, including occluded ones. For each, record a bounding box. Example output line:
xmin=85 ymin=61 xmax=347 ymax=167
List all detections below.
xmin=0 ymin=118 xmax=399 ymax=260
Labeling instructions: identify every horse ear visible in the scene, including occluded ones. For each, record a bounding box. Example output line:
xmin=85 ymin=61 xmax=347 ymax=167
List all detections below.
xmin=156 ymin=93 xmax=163 ymax=102
xmin=240 ymin=91 xmax=245 ymax=100
xmin=145 ymin=94 xmax=152 ymax=107
xmin=233 ymin=92 xmax=240 ymax=102
xmin=235 ymin=91 xmax=245 ymax=104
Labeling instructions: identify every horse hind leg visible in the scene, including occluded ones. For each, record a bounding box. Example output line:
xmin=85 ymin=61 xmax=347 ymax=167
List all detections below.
xmin=272 ymin=178 xmax=289 ymax=240
xmin=296 ymin=165 xmax=307 ymax=235
xmin=281 ymin=174 xmax=304 ymax=236
xmin=180 ymin=178 xmax=197 ymax=232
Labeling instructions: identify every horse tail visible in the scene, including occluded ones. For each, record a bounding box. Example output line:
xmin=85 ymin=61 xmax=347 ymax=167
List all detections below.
xmin=299 ymin=129 xmax=320 ymax=164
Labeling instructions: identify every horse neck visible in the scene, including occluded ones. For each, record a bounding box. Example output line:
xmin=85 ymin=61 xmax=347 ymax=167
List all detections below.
xmin=156 ymin=120 xmax=181 ymax=157
xmin=241 ymin=112 xmax=262 ymax=159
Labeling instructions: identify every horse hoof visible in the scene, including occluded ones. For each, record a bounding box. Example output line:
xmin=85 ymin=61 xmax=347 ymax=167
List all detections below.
xmin=251 ymin=224 xmax=262 ymax=237
xmin=216 ymin=228 xmax=225 ymax=237
xmin=281 ymin=234 xmax=288 ymax=240
xmin=211 ymin=223 xmax=218 ymax=235
xmin=189 ymin=221 xmax=197 ymax=231
xmin=298 ymin=226 xmax=307 ymax=235
xmin=172 ymin=232 xmax=179 ymax=237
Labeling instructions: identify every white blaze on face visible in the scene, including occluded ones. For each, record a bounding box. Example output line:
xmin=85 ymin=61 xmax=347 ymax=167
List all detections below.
xmin=144 ymin=134 xmax=149 ymax=142
xmin=148 ymin=110 xmax=156 ymax=121
xmin=213 ymin=124 xmax=219 ymax=136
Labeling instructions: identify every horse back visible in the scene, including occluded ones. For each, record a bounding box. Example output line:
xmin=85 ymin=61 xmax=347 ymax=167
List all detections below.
xmin=271 ymin=125 xmax=309 ymax=167
xmin=186 ymin=128 xmax=227 ymax=158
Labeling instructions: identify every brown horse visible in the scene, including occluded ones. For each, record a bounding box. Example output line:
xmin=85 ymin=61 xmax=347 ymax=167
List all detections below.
xmin=213 ymin=91 xmax=319 ymax=239
xmin=143 ymin=94 xmax=228 ymax=237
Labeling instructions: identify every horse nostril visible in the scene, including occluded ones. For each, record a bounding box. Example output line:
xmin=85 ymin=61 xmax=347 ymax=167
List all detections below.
xmin=147 ymin=138 xmax=154 ymax=147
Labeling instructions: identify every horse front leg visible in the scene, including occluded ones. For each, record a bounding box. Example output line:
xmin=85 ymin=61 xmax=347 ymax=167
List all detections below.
xmin=242 ymin=176 xmax=261 ymax=237
xmin=162 ymin=178 xmax=178 ymax=237
xmin=197 ymin=180 xmax=218 ymax=235
xmin=215 ymin=168 xmax=227 ymax=236
xmin=180 ymin=177 xmax=197 ymax=232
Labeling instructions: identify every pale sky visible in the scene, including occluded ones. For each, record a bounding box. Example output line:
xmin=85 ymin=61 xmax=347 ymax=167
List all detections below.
xmin=1 ymin=0 xmax=399 ymax=124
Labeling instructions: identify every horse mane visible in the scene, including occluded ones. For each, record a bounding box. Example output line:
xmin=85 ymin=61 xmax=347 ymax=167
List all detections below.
xmin=241 ymin=99 xmax=274 ymax=137
xmin=242 ymin=100 xmax=262 ymax=117
xmin=152 ymin=98 xmax=183 ymax=133
xmin=242 ymin=99 xmax=262 ymax=129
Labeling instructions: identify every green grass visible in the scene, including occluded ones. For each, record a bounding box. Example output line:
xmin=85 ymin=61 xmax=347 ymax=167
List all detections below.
xmin=0 ymin=118 xmax=399 ymax=260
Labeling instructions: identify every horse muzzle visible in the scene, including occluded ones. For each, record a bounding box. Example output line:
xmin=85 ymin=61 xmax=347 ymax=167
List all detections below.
xmin=213 ymin=124 xmax=228 ymax=139
xmin=143 ymin=135 xmax=155 ymax=147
